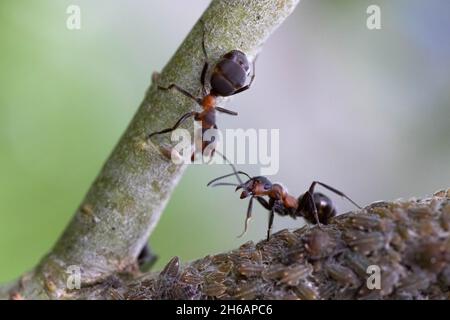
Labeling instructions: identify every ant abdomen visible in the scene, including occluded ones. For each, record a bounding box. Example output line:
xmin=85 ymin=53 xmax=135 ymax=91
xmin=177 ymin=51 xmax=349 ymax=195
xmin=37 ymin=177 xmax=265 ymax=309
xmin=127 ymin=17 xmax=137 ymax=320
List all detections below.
xmin=211 ymin=50 xmax=250 ymax=96
xmin=298 ymin=192 xmax=336 ymax=225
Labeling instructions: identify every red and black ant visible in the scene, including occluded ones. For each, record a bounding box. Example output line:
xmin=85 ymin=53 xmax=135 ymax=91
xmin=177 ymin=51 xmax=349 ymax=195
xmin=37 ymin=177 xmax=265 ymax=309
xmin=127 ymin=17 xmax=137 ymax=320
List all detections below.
xmin=148 ymin=20 xmax=256 ymax=159
xmin=207 ymin=163 xmax=361 ymax=240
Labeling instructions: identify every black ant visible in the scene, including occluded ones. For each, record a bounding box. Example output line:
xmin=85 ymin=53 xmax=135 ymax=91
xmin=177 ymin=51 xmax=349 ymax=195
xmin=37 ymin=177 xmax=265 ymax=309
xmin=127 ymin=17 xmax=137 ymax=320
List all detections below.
xmin=148 ymin=20 xmax=256 ymax=159
xmin=207 ymin=163 xmax=361 ymax=240
xmin=137 ymin=243 xmax=158 ymax=272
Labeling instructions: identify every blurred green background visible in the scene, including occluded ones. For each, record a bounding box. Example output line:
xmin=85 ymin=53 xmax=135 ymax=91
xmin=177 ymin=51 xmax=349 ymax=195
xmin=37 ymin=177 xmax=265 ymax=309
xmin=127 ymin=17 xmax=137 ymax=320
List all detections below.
xmin=1 ymin=0 xmax=450 ymax=283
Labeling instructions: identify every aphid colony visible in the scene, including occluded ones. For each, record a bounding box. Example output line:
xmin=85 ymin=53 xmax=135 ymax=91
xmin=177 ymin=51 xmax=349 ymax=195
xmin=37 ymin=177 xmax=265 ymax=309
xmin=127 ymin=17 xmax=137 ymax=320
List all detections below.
xmin=124 ymin=193 xmax=450 ymax=300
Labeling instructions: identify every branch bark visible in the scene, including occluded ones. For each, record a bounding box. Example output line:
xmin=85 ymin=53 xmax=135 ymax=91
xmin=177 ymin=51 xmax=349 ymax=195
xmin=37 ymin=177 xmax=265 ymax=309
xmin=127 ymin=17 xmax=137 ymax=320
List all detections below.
xmin=0 ymin=0 xmax=300 ymax=299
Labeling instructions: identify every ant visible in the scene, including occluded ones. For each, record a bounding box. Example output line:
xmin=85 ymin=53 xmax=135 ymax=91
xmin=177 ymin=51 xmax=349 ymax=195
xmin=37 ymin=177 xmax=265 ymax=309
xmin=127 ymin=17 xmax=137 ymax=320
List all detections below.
xmin=207 ymin=162 xmax=361 ymax=240
xmin=148 ymin=20 xmax=256 ymax=159
xmin=137 ymin=243 xmax=158 ymax=272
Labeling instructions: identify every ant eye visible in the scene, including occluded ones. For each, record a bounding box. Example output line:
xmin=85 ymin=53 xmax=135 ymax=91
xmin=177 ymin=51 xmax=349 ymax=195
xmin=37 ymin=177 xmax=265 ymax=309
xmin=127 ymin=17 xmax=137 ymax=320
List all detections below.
xmin=264 ymin=183 xmax=271 ymax=190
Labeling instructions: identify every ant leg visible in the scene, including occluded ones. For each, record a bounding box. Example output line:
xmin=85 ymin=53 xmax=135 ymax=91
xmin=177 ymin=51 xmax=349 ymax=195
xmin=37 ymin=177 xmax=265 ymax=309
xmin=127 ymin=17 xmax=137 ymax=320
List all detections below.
xmin=229 ymin=56 xmax=258 ymax=95
xmin=308 ymin=181 xmax=361 ymax=209
xmin=255 ymin=197 xmax=274 ymax=240
xmin=199 ymin=19 xmax=210 ymax=95
xmin=298 ymin=191 xmax=321 ymax=226
xmin=256 ymin=196 xmax=271 ymax=210
xmin=148 ymin=111 xmax=198 ymax=139
xmin=158 ymin=84 xmax=202 ymax=105
xmin=200 ymin=62 xmax=209 ymax=95
xmin=238 ymin=196 xmax=254 ymax=238
xmin=216 ymin=107 xmax=238 ymax=116
xmin=267 ymin=209 xmax=275 ymax=241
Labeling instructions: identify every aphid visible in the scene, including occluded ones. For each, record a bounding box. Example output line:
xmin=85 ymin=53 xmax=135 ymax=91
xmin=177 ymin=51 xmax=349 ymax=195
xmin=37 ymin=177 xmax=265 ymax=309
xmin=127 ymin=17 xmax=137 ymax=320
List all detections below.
xmin=292 ymin=280 xmax=319 ymax=300
xmin=318 ymin=282 xmax=340 ymax=300
xmin=342 ymin=251 xmax=371 ymax=278
xmin=344 ymin=214 xmax=384 ymax=231
xmin=237 ymin=262 xmax=264 ymax=277
xmin=237 ymin=241 xmax=257 ymax=259
xmin=265 ymin=289 xmax=299 ymax=300
xmin=233 ymin=281 xmax=261 ymax=300
xmin=276 ymin=229 xmax=299 ymax=246
xmin=261 ymin=264 xmax=287 ymax=281
xmin=278 ymin=292 xmax=301 ymax=300
xmin=344 ymin=230 xmax=385 ymax=254
xmin=279 ymin=264 xmax=313 ymax=286
xmin=433 ymin=188 xmax=450 ymax=198
xmin=379 ymin=266 xmax=402 ymax=296
xmin=258 ymin=242 xmax=283 ymax=262
xmin=160 ymin=256 xmax=180 ymax=278
xmin=191 ymin=255 xmax=212 ymax=272
xmin=180 ymin=268 xmax=203 ymax=285
xmin=303 ymin=229 xmax=335 ymax=260
xmin=204 ymin=271 xmax=227 ymax=284
xmin=212 ymin=253 xmax=230 ymax=264
xmin=216 ymin=261 xmax=234 ymax=274
xmin=109 ymin=288 xmax=125 ymax=300
xmin=173 ymin=283 xmax=202 ymax=300
xmin=325 ymin=262 xmax=360 ymax=288
xmin=251 ymin=250 xmax=263 ymax=264
xmin=203 ymin=281 xmax=227 ymax=297
xmin=396 ymin=270 xmax=430 ymax=296
xmin=414 ymin=240 xmax=447 ymax=273
xmin=408 ymin=205 xmax=434 ymax=219
xmin=284 ymin=245 xmax=307 ymax=264
xmin=148 ymin=20 xmax=256 ymax=159
xmin=208 ymin=163 xmax=361 ymax=239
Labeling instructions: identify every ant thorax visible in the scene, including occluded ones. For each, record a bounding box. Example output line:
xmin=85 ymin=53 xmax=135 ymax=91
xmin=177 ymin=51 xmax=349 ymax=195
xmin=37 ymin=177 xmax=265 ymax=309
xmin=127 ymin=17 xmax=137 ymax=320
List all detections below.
xmin=273 ymin=182 xmax=287 ymax=192
xmin=271 ymin=183 xmax=298 ymax=209
xmin=270 ymin=183 xmax=287 ymax=199
xmin=202 ymin=95 xmax=216 ymax=109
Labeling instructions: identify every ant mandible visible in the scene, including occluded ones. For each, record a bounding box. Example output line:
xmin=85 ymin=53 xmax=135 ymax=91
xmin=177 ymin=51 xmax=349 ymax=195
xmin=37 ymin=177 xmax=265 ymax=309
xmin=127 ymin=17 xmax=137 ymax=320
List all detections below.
xmin=207 ymin=164 xmax=362 ymax=240
xmin=148 ymin=20 xmax=256 ymax=159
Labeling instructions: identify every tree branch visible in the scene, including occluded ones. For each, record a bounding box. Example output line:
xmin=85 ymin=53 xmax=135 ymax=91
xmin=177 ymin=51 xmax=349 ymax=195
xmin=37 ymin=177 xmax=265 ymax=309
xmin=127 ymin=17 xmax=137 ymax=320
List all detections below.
xmin=0 ymin=0 xmax=300 ymax=299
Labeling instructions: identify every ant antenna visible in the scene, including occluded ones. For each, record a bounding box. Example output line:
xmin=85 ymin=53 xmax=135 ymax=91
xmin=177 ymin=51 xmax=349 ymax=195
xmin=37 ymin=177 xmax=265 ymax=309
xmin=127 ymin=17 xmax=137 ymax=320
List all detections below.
xmin=207 ymin=151 xmax=251 ymax=186
xmin=209 ymin=182 xmax=240 ymax=187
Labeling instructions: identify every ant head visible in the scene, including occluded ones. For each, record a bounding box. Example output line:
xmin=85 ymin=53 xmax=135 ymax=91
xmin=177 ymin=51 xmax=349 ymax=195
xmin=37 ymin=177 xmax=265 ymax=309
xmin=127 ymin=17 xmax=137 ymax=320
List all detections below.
xmin=206 ymin=152 xmax=273 ymax=199
xmin=223 ymin=50 xmax=250 ymax=73
xmin=236 ymin=176 xmax=273 ymax=199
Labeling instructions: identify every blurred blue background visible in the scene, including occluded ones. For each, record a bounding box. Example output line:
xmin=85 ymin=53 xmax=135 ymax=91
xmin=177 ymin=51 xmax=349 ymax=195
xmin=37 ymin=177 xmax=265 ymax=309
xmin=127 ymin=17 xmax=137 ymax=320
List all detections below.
xmin=1 ymin=0 xmax=450 ymax=283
